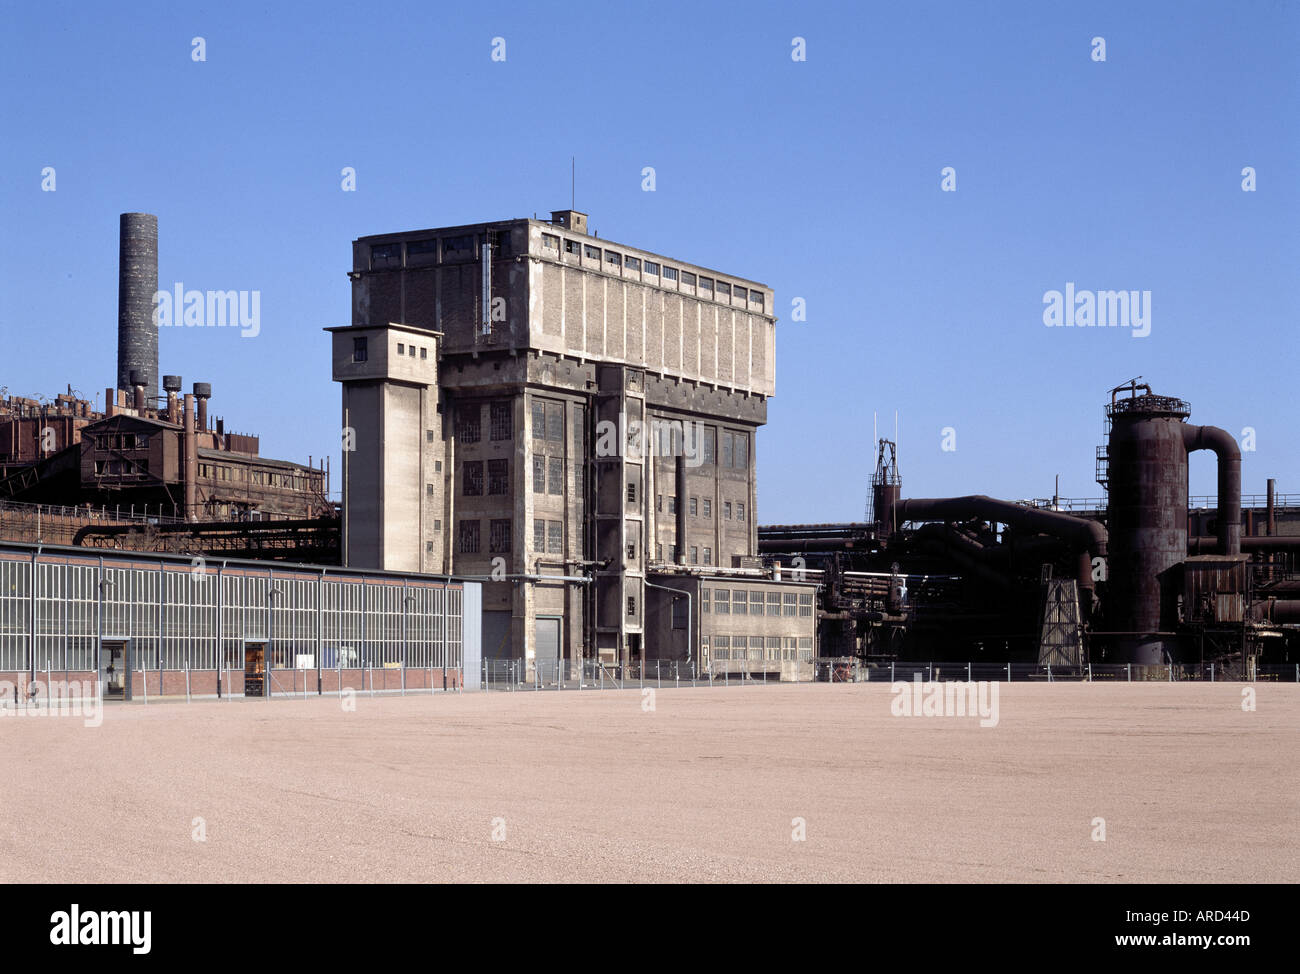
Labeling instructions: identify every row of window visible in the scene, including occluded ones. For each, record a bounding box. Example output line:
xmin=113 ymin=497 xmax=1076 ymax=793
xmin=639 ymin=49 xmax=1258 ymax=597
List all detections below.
xmin=92 ymin=459 xmax=149 ymax=477
xmin=643 ymin=425 xmax=751 ymax=469
xmin=457 ymin=518 xmax=513 ymax=554
xmin=195 ymin=463 xmax=319 ymax=491
xmin=540 ymin=234 xmax=766 ymax=311
xmin=706 ymin=636 xmax=814 ymax=662
xmin=704 ymin=590 xmax=813 ymax=617
xmin=349 ymin=336 xmax=431 ymax=364
xmin=459 ymin=402 xmax=513 ymax=444
xmin=395 ymin=342 xmax=429 ymax=360
xmin=462 ymin=459 xmax=510 ymax=497
xmin=95 ymin=433 xmax=149 ymax=451
xmin=657 ymin=495 xmax=746 ymax=521
xmin=653 ymin=543 xmax=713 ymax=566
xmin=370 ymin=232 xmax=507 ymax=268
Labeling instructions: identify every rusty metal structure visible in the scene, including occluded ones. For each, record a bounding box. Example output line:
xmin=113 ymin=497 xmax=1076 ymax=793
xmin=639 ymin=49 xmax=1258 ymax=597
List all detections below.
xmin=760 ymin=380 xmax=1299 ymax=671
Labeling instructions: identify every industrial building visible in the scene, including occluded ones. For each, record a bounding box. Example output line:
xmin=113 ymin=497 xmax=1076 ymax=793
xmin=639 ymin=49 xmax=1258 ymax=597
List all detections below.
xmin=760 ymin=381 xmax=1299 ymax=674
xmin=328 ymin=210 xmax=817 ymax=674
xmin=0 ymin=540 xmax=478 ymax=698
xmin=4 ymin=208 xmax=1294 ymax=686
xmin=0 ymin=214 xmax=336 ymax=560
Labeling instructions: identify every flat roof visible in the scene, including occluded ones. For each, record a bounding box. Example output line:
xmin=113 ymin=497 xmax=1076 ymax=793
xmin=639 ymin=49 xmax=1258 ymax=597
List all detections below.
xmin=355 ymin=216 xmax=773 ymax=291
xmin=0 ymin=538 xmax=473 ymax=585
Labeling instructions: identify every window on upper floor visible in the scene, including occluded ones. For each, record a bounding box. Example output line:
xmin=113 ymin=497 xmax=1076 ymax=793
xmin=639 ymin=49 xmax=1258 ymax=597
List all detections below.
xmin=487 ymin=458 xmax=509 ymax=495
xmin=458 ymin=519 xmax=480 ymax=554
xmin=458 ymin=407 xmax=481 ymax=444
xmin=490 ymin=402 xmax=512 ymax=440
xmin=489 ymin=519 xmax=512 ymax=553
xmin=463 ymin=461 xmax=484 ymax=496
xmin=444 ymin=234 xmax=474 ymax=256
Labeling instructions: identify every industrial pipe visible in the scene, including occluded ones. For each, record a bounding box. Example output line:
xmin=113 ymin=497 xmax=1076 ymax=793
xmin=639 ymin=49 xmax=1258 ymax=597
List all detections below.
xmin=1182 ymin=424 xmax=1241 ymax=556
xmin=896 ymin=494 xmax=1106 ymax=592
xmin=194 ymin=382 xmax=211 ymax=431
xmin=675 ymin=453 xmax=687 ymax=565
xmin=183 ymin=393 xmax=197 ymax=521
xmin=1253 ymin=599 xmax=1300 ymax=625
xmin=1189 ymin=535 xmax=1300 ymax=554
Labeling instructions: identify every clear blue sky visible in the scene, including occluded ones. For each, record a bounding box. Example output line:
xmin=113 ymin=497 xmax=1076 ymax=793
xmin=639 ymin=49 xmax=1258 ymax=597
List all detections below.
xmin=2 ymin=0 xmax=1296 ymax=521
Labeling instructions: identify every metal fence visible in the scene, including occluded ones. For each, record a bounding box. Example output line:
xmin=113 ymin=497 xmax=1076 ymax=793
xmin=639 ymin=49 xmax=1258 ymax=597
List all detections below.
xmin=480 ymin=656 xmax=1300 ymax=691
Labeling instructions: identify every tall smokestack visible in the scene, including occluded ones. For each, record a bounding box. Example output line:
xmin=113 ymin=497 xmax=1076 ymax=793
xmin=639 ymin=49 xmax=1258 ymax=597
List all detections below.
xmin=117 ymin=213 xmax=159 ymax=397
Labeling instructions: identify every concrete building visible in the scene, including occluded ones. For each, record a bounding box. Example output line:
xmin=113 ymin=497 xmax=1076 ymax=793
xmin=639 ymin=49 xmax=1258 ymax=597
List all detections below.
xmin=329 ymin=210 xmax=816 ymax=671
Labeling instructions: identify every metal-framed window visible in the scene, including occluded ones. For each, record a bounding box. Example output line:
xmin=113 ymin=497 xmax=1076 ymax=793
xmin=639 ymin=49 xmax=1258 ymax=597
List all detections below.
xmin=458 ymin=520 xmax=480 ymax=554
xmin=489 ymin=519 xmax=512 ymax=553
xmin=490 ymin=402 xmax=512 ymax=441
xmin=458 ymin=407 xmax=481 ymax=444
xmin=463 ymin=461 xmax=484 ymax=496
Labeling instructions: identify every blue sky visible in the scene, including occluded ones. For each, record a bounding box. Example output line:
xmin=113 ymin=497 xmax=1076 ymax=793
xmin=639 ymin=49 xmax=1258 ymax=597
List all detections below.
xmin=2 ymin=0 xmax=1296 ymax=521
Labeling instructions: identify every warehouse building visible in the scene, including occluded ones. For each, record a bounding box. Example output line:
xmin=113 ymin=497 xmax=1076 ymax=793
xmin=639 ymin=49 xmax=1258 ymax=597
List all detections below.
xmin=328 ymin=210 xmax=817 ymax=674
xmin=0 ymin=540 xmax=479 ymax=698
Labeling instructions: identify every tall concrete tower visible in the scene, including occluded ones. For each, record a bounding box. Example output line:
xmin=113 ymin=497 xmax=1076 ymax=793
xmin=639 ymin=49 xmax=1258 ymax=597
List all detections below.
xmin=327 ymin=323 xmax=445 ymax=573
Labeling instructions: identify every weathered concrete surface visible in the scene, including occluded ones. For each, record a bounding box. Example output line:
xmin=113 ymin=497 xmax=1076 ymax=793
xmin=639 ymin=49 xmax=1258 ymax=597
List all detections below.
xmin=1 ymin=683 xmax=1295 ymax=883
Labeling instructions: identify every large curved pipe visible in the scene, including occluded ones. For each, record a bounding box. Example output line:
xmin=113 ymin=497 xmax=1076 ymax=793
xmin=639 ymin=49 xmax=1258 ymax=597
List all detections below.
xmin=896 ymin=496 xmax=1106 ymax=554
xmin=896 ymin=494 xmax=1106 ymax=592
xmin=1182 ymin=425 xmax=1241 ymax=556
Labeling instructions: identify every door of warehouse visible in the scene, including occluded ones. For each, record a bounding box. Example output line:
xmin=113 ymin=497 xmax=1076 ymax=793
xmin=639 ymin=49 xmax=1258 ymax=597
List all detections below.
xmin=535 ymin=617 xmax=560 ymax=684
xmin=482 ymin=611 xmax=512 ymax=658
xmin=101 ymin=639 xmax=131 ymax=701
xmin=244 ymin=642 xmax=268 ymax=698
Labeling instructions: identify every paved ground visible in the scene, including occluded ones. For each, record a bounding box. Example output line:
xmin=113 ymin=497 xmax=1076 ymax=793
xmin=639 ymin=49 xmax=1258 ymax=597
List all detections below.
xmin=1 ymin=682 xmax=1296 ymax=883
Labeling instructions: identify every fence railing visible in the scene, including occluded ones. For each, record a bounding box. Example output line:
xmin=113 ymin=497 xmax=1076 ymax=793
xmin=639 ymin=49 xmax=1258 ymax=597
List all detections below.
xmin=478 ymin=657 xmax=1300 ymax=690
xmin=1028 ymin=494 xmax=1299 ymax=513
